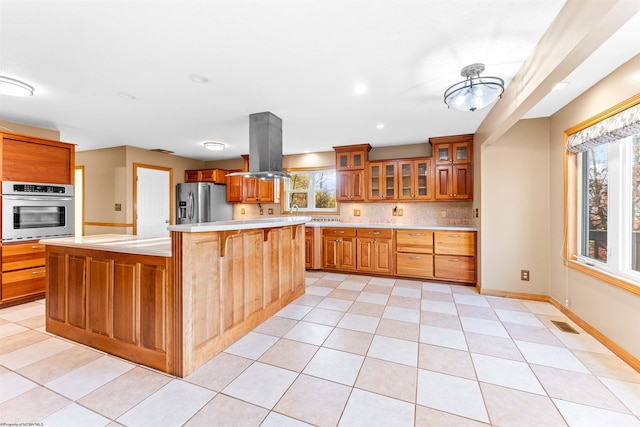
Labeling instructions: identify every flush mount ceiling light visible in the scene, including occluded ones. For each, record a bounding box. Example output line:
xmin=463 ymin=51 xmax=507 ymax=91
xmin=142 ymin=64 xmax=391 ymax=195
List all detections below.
xmin=203 ymin=141 xmax=225 ymax=151
xmin=443 ymin=63 xmax=504 ymax=112
xmin=0 ymin=76 xmax=34 ymax=97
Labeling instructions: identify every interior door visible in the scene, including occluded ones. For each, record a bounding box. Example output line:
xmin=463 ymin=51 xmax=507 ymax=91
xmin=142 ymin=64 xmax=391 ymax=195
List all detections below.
xmin=135 ymin=164 xmax=172 ymax=237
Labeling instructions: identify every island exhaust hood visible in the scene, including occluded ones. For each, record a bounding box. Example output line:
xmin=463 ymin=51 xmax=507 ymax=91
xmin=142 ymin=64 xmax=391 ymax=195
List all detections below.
xmin=227 ymin=112 xmax=291 ymax=180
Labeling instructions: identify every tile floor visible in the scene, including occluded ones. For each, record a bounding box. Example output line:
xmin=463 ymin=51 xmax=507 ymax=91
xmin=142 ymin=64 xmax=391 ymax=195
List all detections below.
xmin=1 ymin=271 xmax=639 ymax=426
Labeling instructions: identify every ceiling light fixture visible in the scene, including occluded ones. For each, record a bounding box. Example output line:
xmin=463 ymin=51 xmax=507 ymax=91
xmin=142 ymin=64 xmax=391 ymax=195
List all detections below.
xmin=553 ymin=81 xmax=569 ymax=91
xmin=354 ymin=83 xmax=367 ymax=95
xmin=203 ymin=141 xmax=225 ymax=151
xmin=189 ymin=73 xmax=209 ymax=84
xmin=376 ymin=123 xmax=384 ymax=129
xmin=0 ymin=76 xmax=34 ymax=97
xmin=443 ymin=63 xmax=504 ymax=112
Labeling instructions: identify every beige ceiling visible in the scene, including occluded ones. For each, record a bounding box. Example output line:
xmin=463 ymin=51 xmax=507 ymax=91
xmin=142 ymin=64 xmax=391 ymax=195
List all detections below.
xmin=0 ymin=0 xmax=639 ymax=161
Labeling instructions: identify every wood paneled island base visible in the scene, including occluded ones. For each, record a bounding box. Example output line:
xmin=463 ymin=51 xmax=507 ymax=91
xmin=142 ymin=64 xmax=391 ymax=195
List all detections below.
xmin=44 ymin=219 xmax=308 ymax=377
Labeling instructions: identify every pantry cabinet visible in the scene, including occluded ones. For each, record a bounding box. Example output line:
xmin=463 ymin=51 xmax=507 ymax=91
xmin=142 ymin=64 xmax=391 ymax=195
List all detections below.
xmin=434 ymin=230 xmax=476 ymax=283
xmin=322 ymin=228 xmax=356 ymax=271
xmin=356 ymin=229 xmax=393 ymax=275
xmin=431 ymin=135 xmax=473 ymax=201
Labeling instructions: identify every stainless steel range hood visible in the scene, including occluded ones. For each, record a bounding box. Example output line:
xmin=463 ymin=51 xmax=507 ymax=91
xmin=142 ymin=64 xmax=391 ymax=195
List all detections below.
xmin=227 ymin=112 xmax=291 ymax=180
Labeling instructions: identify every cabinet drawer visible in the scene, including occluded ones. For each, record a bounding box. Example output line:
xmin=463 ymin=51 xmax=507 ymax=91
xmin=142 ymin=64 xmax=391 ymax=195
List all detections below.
xmin=305 ymin=227 xmax=314 ymax=236
xmin=396 ymin=230 xmax=434 ymax=254
xmin=356 ymin=228 xmax=393 ymax=238
xmin=396 ymin=253 xmax=433 ymax=278
xmin=434 ymin=255 xmax=475 ymax=282
xmin=2 ymin=242 xmax=46 ymax=272
xmin=1 ymin=267 xmax=46 ymax=300
xmin=322 ymin=228 xmax=356 ymax=237
xmin=434 ymin=231 xmax=475 ymax=256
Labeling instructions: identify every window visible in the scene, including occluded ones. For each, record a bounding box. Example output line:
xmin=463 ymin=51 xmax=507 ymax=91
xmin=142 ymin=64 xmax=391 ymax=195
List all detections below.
xmin=284 ymin=168 xmax=337 ymax=213
xmin=566 ymin=96 xmax=640 ymax=292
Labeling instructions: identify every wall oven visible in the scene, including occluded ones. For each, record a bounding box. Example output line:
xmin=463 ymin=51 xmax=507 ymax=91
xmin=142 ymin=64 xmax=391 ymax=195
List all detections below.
xmin=2 ymin=181 xmax=74 ymax=242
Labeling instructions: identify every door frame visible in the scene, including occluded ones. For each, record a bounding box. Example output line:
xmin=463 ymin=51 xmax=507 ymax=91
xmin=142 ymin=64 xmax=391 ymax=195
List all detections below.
xmin=133 ymin=163 xmax=173 ymax=236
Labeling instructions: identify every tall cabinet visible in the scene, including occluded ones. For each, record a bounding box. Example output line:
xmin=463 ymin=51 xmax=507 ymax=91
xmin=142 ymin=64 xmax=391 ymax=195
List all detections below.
xmin=1 ymin=133 xmax=75 ymax=308
xmin=334 ymin=144 xmax=371 ymax=202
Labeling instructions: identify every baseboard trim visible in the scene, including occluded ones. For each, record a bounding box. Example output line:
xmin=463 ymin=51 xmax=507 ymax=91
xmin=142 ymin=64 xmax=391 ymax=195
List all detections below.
xmin=478 ymin=288 xmax=640 ymax=373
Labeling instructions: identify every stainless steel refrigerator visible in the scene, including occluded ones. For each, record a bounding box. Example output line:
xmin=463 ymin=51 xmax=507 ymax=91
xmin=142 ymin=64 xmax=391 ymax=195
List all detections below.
xmin=176 ymin=182 xmax=233 ymax=224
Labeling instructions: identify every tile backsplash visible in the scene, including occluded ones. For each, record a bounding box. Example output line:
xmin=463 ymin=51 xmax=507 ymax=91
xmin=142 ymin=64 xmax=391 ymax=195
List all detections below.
xmin=233 ymin=201 xmax=472 ymax=226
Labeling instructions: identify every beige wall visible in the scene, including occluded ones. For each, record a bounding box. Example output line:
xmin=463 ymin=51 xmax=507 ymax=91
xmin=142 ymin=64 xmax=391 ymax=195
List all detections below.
xmin=0 ymin=120 xmax=60 ymax=141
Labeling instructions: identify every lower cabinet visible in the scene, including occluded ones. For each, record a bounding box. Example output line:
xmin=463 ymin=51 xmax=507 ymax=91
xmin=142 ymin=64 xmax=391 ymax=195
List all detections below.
xmin=433 ymin=230 xmax=476 ymax=283
xmin=356 ymin=229 xmax=394 ymax=275
xmin=1 ymin=241 xmax=46 ymax=306
xmin=322 ymin=228 xmax=356 ymax=271
xmin=395 ymin=230 xmax=434 ymax=279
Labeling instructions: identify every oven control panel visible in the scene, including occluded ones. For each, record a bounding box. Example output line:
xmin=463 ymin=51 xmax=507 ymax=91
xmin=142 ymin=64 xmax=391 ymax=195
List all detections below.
xmin=2 ymin=181 xmax=73 ymax=196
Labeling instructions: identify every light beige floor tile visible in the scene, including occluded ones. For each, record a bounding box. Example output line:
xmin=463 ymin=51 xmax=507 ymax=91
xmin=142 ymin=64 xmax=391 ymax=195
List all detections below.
xmin=494 ymin=308 xmax=545 ymax=327
xmin=184 ymin=352 xmax=252 ymax=391
xmin=375 ymin=318 xmax=419 ymax=341
xmin=368 ymin=277 xmax=396 ymax=287
xmin=420 ymin=311 xmax=462 ymax=330
xmin=275 ymin=303 xmax=314 ymax=320
xmin=348 ymin=301 xmax=386 ymax=317
xmin=117 ymin=379 xmax=214 ymax=427
xmin=253 ymin=315 xmax=299 ymax=337
xmin=394 ymin=279 xmax=422 ymax=289
xmin=363 ymin=284 xmax=393 ymax=295
xmin=328 ymin=289 xmax=360 ymax=301
xmin=522 ymin=300 xmax=563 ymax=315
xmin=323 ymin=327 xmax=373 ymax=356
xmin=0 ymin=329 xmax=49 ymax=355
xmin=386 ymin=295 xmax=421 ymax=309
xmin=480 ymin=382 xmax=566 ymax=426
xmin=450 ymin=285 xmax=479 ymax=295
xmin=324 ymin=273 xmax=350 ymax=281
xmin=455 ymin=304 xmax=498 ymax=320
xmin=0 ymin=322 xmax=29 ymax=339
xmin=303 ymin=307 xmax=345 ymax=326
xmin=16 ymin=315 xmax=45 ymax=330
xmin=313 ymin=278 xmax=343 ymax=289
xmin=283 ymin=320 xmax=333 ymax=345
xmin=0 ymin=304 xmax=45 ymax=322
xmin=0 ymin=337 xmax=74 ymax=370
xmin=486 ymin=297 xmax=530 ymax=312
xmin=344 ymin=274 xmax=371 ymax=283
xmin=293 ymin=293 xmax=324 ymax=307
xmin=303 ymin=347 xmax=364 ymax=386
xmin=550 ymin=328 xmax=613 ymax=354
xmin=304 ymin=286 xmax=332 ymax=297
xmin=339 ymin=388 xmax=414 ymax=427
xmin=600 ymin=377 xmax=640 ymax=416
xmin=464 ymin=332 xmax=525 ymax=361
xmin=274 ymin=374 xmax=351 ymax=427
xmin=530 ymin=364 xmax=630 ymax=413
xmin=417 ymin=369 xmax=489 ymax=423
xmin=515 ymin=340 xmax=590 ymax=374
xmin=553 ymin=398 xmax=640 ymax=426
xmin=367 ymin=335 xmax=418 ymax=367
xmin=258 ymin=338 xmax=318 ymax=372
xmin=337 ymin=280 xmax=367 ymax=292
xmin=460 ymin=316 xmax=509 ymax=338
xmin=536 ymin=314 xmax=586 ymax=334
xmin=17 ymin=345 xmax=103 ymax=384
xmin=453 ymin=293 xmax=490 ymax=307
xmin=0 ymin=371 xmax=37 ymax=403
xmin=503 ymin=322 xmax=565 ymax=346
xmin=419 ymin=344 xmax=476 ymax=380
xmin=415 ymin=405 xmax=490 ymax=426
xmin=261 ymin=411 xmax=314 ymax=427
xmin=45 ymin=355 xmax=135 ymax=400
xmin=572 ymin=349 xmax=640 ymax=383
xmin=382 ymin=306 xmax=420 ymax=324
xmin=337 ymin=313 xmax=380 ymax=333
xmin=42 ymin=402 xmax=111 ymax=427
xmin=355 ymin=291 xmax=389 ymax=305
xmin=471 ymin=353 xmax=545 ymax=395
xmin=316 ymin=297 xmax=353 ymax=312
xmin=184 ymin=393 xmax=268 ymax=427
xmin=390 ymin=286 xmax=422 ymax=299
xmin=223 ymin=362 xmax=297 ymax=409
xmin=77 ymin=367 xmax=172 ymax=419
xmin=0 ymin=317 xmax=8 ymax=326
xmin=420 ymin=325 xmax=468 ymax=351
xmin=224 ymin=331 xmax=279 ymax=359
xmin=421 ymin=282 xmax=452 ymax=293
xmin=421 ymin=290 xmax=455 ymax=302
xmin=355 ymin=357 xmax=417 ymax=403
xmin=421 ymin=299 xmax=458 ymax=315
xmin=0 ymin=386 xmax=70 ymax=423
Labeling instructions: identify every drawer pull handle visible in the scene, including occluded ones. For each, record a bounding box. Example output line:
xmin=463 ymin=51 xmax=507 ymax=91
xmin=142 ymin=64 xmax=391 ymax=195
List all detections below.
xmin=370 ymin=232 xmax=380 ymax=235
xmin=409 ymin=256 xmax=421 ymax=259
xmin=447 ymin=234 xmax=461 ymax=238
xmin=447 ymin=258 xmax=460 ymax=262
xmin=334 ymin=231 xmax=345 ymax=234
xmin=32 ymin=270 xmax=46 ymax=275
xmin=31 ymin=245 xmax=44 ymax=249
xmin=408 ymin=233 xmax=422 ymax=236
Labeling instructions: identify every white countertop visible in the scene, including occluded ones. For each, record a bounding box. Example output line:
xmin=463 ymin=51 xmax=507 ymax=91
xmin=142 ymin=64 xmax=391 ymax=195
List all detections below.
xmin=40 ymin=234 xmax=172 ymax=257
xmin=305 ymin=221 xmax=477 ymax=231
xmin=169 ymin=216 xmax=313 ymax=232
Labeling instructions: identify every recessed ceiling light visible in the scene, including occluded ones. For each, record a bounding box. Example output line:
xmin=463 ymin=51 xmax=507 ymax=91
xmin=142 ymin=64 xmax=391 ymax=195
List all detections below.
xmin=189 ymin=73 xmax=209 ymax=84
xmin=303 ymin=150 xmax=311 ymax=153
xmin=203 ymin=141 xmax=225 ymax=151
xmin=0 ymin=76 xmax=34 ymax=96
xmin=553 ymin=82 xmax=569 ymax=91
xmin=376 ymin=123 xmax=384 ymax=129
xmin=118 ymin=92 xmax=136 ymax=100
xmin=354 ymin=83 xmax=367 ymax=95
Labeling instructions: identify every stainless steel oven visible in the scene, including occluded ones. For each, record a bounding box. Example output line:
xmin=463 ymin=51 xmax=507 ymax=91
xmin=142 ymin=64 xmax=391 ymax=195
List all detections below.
xmin=2 ymin=181 xmax=74 ymax=242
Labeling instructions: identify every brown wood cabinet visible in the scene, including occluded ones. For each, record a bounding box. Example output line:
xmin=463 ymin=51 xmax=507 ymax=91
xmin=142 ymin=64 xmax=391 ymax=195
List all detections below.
xmin=434 ymin=230 xmax=476 ymax=283
xmin=1 ymin=241 xmax=47 ymax=304
xmin=185 ymin=168 xmax=227 ymax=184
xmin=1 ymin=133 xmax=75 ymax=184
xmin=337 ymin=169 xmax=365 ymax=202
xmin=367 ymin=161 xmax=397 ymax=201
xmin=322 ymin=227 xmax=356 ymax=270
xmin=398 ymin=158 xmax=433 ymax=201
xmin=226 ymin=175 xmax=280 ymax=204
xmin=305 ymin=227 xmax=313 ymax=269
xmin=356 ymin=229 xmax=394 ymax=275
xmin=431 ymin=135 xmax=473 ymax=201
xmin=334 ymin=144 xmax=371 ymax=170
xmin=395 ymin=229 xmax=434 ymax=278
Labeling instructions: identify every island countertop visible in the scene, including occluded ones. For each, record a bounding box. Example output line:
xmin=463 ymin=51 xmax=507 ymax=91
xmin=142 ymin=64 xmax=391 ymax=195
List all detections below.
xmin=40 ymin=234 xmax=172 ymax=257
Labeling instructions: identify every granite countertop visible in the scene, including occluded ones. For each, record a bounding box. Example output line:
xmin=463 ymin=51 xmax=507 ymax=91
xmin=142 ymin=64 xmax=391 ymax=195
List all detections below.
xmin=40 ymin=234 xmax=172 ymax=257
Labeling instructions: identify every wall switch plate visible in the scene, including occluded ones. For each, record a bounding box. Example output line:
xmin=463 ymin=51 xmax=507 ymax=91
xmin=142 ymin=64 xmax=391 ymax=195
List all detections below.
xmin=259 ymin=208 xmax=264 ymax=215
xmin=441 ymin=211 xmax=447 ymax=218
xmin=115 ymin=203 xmax=121 ymax=211
xmin=392 ymin=210 xmax=397 ymax=216
xmin=268 ymin=208 xmax=274 ymax=215
xmin=398 ymin=209 xmax=403 ymax=216
xmin=521 ymin=270 xmax=530 ymax=281
xmin=241 ymin=208 xmax=245 ymax=215
xmin=353 ymin=209 xmax=361 ymax=216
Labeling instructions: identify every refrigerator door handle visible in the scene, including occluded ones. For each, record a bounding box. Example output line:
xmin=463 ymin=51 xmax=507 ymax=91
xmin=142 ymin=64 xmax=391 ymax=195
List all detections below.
xmin=188 ymin=191 xmax=195 ymax=221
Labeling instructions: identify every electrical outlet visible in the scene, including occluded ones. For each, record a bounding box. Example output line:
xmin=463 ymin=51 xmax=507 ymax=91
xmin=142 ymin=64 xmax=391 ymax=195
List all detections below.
xmin=521 ymin=270 xmax=530 ymax=281
xmin=398 ymin=209 xmax=403 ymax=216
xmin=392 ymin=208 xmax=397 ymax=216
xmin=241 ymin=208 xmax=245 ymax=215
xmin=268 ymin=208 xmax=274 ymax=215
xmin=475 ymin=208 xmax=479 ymax=218
xmin=259 ymin=208 xmax=264 ymax=215
xmin=353 ymin=209 xmax=361 ymax=216
xmin=115 ymin=203 xmax=122 ymax=212
xmin=441 ymin=211 xmax=447 ymax=218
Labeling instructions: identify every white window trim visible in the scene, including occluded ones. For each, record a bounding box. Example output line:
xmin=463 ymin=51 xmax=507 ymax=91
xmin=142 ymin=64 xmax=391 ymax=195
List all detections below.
xmin=283 ymin=168 xmax=338 ymax=214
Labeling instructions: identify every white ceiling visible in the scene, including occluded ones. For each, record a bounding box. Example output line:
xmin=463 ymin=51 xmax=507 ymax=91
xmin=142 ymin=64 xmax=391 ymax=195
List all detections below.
xmin=0 ymin=0 xmax=638 ymax=161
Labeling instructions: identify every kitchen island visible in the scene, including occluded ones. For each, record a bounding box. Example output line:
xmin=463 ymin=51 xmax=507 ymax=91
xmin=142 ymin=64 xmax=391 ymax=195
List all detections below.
xmin=43 ymin=217 xmax=310 ymax=377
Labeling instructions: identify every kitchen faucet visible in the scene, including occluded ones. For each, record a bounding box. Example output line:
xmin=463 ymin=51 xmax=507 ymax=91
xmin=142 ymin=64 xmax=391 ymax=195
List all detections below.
xmin=291 ymin=204 xmax=299 ymax=215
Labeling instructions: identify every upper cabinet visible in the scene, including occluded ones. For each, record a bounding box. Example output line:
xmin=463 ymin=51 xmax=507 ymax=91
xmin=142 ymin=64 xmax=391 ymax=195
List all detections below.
xmin=334 ymin=144 xmax=371 ymax=170
xmin=367 ymin=161 xmax=397 ymax=200
xmin=185 ymin=168 xmax=227 ymax=184
xmin=397 ymin=158 xmax=433 ymax=201
xmin=1 ymin=133 xmax=75 ymax=184
xmin=430 ymin=134 xmax=473 ymax=201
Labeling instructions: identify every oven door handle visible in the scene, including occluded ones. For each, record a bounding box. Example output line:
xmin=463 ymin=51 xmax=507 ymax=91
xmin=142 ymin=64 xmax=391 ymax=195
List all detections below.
xmin=2 ymin=196 xmax=73 ymax=201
